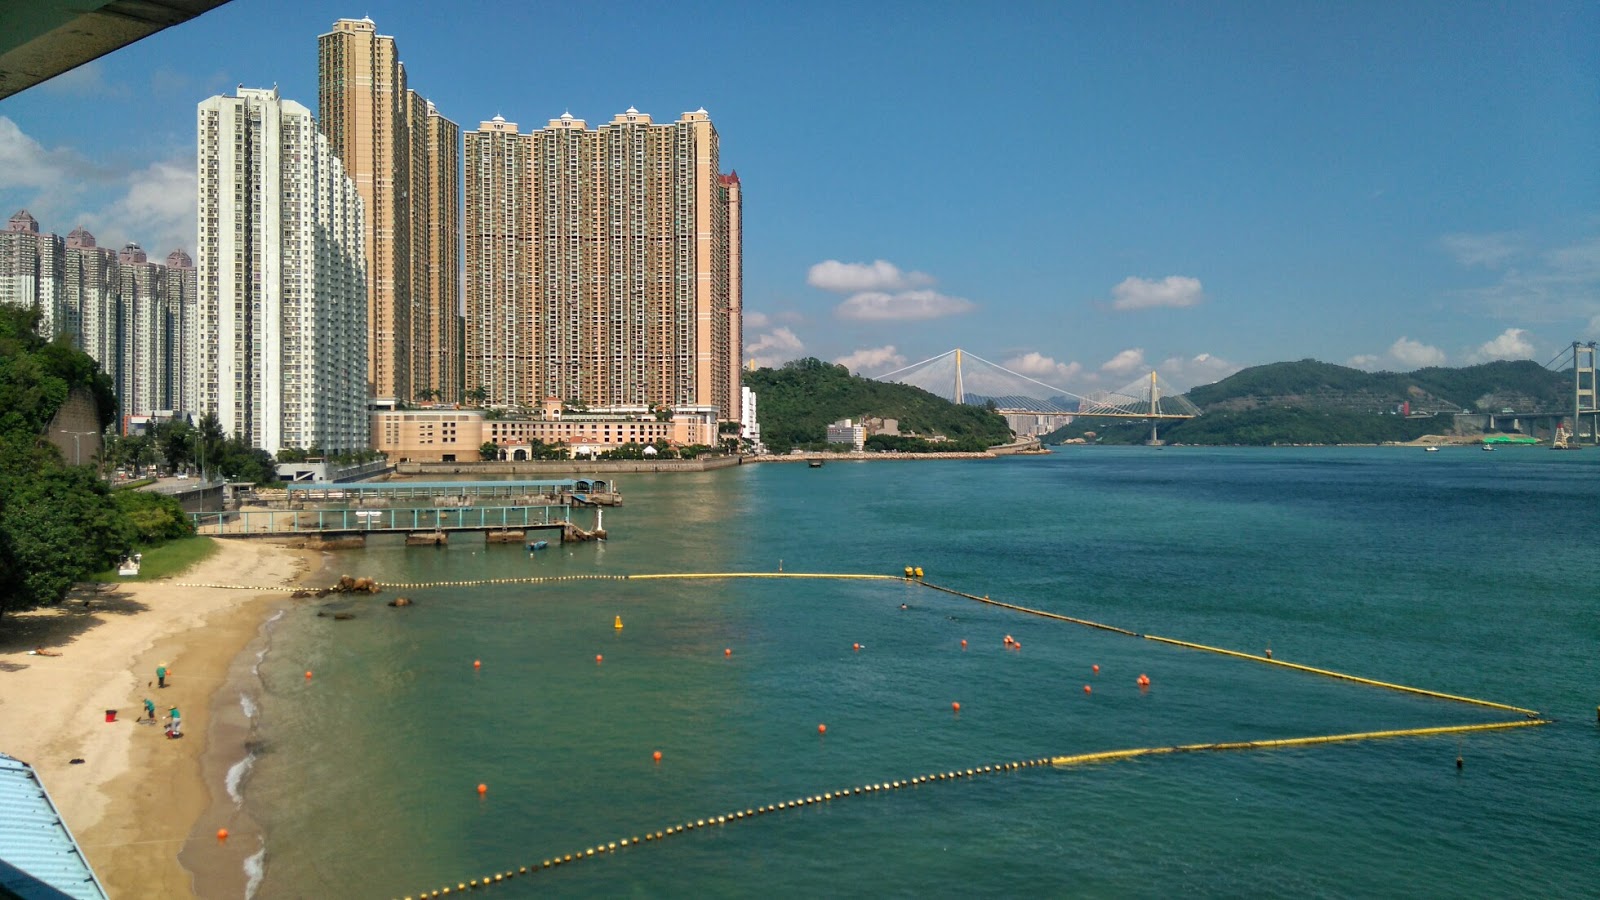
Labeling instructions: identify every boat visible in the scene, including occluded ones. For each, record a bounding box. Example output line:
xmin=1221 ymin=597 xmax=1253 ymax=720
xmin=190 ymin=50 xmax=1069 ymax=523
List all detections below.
xmin=527 ymin=540 xmax=549 ymax=551
xmin=808 ymin=460 xmax=824 ymax=468
xmin=1481 ymin=444 xmax=1494 ymax=452
xmin=1425 ymin=446 xmax=1440 ymax=452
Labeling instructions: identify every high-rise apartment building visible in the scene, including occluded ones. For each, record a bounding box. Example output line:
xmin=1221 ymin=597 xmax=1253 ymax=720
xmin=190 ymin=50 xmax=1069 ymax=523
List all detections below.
xmin=463 ymin=107 xmax=743 ymax=421
xmin=1 ymin=213 xmax=197 ymax=423
xmin=318 ymin=16 xmax=460 ymax=405
xmin=196 ymin=86 xmax=369 ymax=453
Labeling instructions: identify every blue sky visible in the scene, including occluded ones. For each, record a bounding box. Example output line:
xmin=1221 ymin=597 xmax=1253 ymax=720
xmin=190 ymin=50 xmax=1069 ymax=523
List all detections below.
xmin=1 ymin=0 xmax=1595 ymax=391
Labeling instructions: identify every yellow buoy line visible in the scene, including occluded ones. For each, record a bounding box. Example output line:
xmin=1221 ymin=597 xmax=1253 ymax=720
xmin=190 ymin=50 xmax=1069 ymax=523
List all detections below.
xmin=915 ymin=580 xmax=1541 ymax=717
xmin=397 ymin=720 xmax=1544 ymax=898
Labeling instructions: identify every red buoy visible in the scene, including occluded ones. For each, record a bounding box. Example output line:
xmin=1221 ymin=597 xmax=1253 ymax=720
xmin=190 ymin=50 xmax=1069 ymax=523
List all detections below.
xmin=817 ymin=723 xmax=827 ymax=735
xmin=853 ymin=643 xmax=860 ymax=651
xmin=653 ymin=750 xmax=662 ymax=762
xmin=725 ymin=648 xmax=732 ymax=657
xmin=473 ymin=659 xmax=482 ymax=669
xmin=1083 ymin=685 xmax=1092 ymax=694
xmin=595 ymin=654 xmax=603 ymax=663
xmin=1092 ymin=664 xmax=1099 ymax=674
xmin=952 ymin=702 xmax=961 ymax=712
xmin=477 ymin=783 xmax=488 ymax=795
xmin=216 ymin=828 xmax=229 ymax=841
xmin=304 ymin=670 xmax=312 ymax=679
xmin=960 ymin=639 xmax=967 ymax=649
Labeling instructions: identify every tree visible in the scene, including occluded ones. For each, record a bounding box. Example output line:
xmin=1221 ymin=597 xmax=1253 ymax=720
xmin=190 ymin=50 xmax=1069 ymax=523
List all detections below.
xmin=195 ymin=413 xmax=225 ymax=480
xmin=154 ymin=417 xmax=194 ymax=473
xmin=0 ymin=438 xmax=129 ymax=617
xmin=466 ymin=386 xmax=488 ymax=406
xmin=480 ymin=441 xmax=500 ymax=461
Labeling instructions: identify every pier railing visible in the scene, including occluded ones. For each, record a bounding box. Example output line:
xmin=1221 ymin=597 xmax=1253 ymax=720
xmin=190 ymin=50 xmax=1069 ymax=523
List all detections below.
xmin=188 ymin=504 xmax=570 ymax=536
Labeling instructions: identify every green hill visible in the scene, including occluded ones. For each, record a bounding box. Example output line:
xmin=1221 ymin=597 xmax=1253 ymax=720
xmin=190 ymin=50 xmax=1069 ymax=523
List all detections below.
xmin=743 ymin=358 xmax=1013 ymax=453
xmin=1046 ymin=358 xmax=1572 ymax=446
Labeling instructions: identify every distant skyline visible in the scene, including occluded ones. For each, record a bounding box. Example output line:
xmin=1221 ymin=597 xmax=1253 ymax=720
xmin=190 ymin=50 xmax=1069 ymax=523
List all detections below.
xmin=0 ymin=0 xmax=1594 ymax=391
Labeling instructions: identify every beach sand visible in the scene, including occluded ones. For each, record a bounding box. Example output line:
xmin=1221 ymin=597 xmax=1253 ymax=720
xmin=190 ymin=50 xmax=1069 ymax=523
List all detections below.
xmin=0 ymin=539 xmax=313 ymax=898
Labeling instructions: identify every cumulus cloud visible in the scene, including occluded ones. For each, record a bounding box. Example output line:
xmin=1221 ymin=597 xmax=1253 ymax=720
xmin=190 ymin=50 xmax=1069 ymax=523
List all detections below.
xmin=1389 ymin=336 xmax=1446 ymax=368
xmin=0 ymin=116 xmax=102 ymax=194
xmin=1157 ymin=352 xmax=1240 ymax=390
xmin=744 ymin=311 xmax=771 ymax=329
xmin=82 ymin=158 xmax=197 ymax=255
xmin=1468 ymin=327 xmax=1535 ymax=363
xmin=836 ymin=289 xmax=974 ymax=322
xmin=746 ymin=327 xmax=805 ymax=369
xmin=1110 ymin=275 xmax=1204 ymax=311
xmin=1101 ymin=348 xmax=1145 ymax=376
xmin=1003 ymin=352 xmax=1081 ymax=385
xmin=1440 ymin=232 xmax=1522 ymax=268
xmin=1346 ymin=354 xmax=1382 ymax=370
xmin=807 ymin=259 xmax=934 ymax=294
xmin=835 ymin=345 xmax=906 ymax=375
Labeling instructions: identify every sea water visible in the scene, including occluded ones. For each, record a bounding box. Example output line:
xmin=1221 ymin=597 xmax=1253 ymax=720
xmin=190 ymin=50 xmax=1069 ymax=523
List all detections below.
xmin=241 ymin=448 xmax=1599 ymax=897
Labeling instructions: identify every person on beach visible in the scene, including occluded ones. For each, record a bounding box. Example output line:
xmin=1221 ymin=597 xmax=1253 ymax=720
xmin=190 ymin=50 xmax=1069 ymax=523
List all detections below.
xmin=166 ymin=706 xmax=182 ymax=738
xmin=157 ymin=664 xmax=167 ymax=688
xmin=142 ymin=698 xmax=156 ymax=722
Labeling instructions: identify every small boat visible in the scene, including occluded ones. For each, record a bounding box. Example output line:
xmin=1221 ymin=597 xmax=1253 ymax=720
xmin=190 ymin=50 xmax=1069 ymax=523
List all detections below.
xmin=1481 ymin=444 xmax=1494 ymax=452
xmin=808 ymin=460 xmax=824 ymax=468
xmin=527 ymin=540 xmax=549 ymax=551
xmin=1425 ymin=446 xmax=1440 ymax=452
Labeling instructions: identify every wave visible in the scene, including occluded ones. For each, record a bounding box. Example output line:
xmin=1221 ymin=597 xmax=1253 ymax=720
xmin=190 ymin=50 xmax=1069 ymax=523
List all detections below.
xmin=225 ymin=751 xmax=255 ymax=806
xmin=242 ymin=847 xmax=265 ymax=900
xmin=239 ymin=692 xmax=257 ymax=720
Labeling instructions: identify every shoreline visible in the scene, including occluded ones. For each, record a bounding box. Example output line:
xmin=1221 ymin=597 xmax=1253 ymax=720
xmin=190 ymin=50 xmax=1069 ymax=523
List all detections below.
xmin=0 ymin=539 xmax=314 ymax=898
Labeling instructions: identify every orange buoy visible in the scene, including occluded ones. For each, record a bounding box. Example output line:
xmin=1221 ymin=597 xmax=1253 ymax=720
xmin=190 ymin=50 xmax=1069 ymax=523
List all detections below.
xmin=1092 ymin=664 xmax=1099 ymax=673
xmin=653 ymin=750 xmax=662 ymax=762
xmin=725 ymin=648 xmax=732 ymax=657
xmin=473 ymin=659 xmax=482 ymax=669
xmin=952 ymin=702 xmax=961 ymax=712
xmin=1013 ymin=641 xmax=1021 ymax=649
xmin=595 ymin=654 xmax=603 ymax=663
xmin=960 ymin=639 xmax=967 ymax=649
xmin=852 ymin=642 xmax=860 ymax=651
xmin=304 ymin=670 xmax=312 ymax=679
xmin=477 ymin=783 xmax=488 ymax=795
xmin=216 ymin=828 xmax=229 ymax=841
xmin=1083 ymin=685 xmax=1092 ymax=694
xmin=817 ymin=723 xmax=827 ymax=735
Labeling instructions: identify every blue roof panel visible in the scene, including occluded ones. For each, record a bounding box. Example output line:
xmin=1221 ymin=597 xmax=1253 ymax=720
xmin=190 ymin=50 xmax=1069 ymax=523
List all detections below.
xmin=0 ymin=754 xmax=108 ymax=900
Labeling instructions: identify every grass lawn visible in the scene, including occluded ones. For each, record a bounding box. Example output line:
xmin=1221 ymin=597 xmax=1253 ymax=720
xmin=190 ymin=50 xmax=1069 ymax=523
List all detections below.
xmin=90 ymin=535 xmax=221 ymax=582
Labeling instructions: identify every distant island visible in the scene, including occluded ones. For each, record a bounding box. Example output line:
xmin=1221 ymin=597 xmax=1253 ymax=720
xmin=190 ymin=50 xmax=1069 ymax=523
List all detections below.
xmin=1044 ymin=358 xmax=1574 ymax=446
xmin=744 ymin=358 xmax=1013 ymax=454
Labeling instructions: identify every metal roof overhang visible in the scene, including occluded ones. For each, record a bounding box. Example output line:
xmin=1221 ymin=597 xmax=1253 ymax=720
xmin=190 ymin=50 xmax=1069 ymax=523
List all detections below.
xmin=0 ymin=0 xmax=233 ymax=101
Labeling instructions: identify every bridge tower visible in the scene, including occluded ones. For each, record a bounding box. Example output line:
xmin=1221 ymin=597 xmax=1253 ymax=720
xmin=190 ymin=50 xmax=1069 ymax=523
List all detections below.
xmin=953 ymin=349 xmax=965 ymax=404
xmin=1146 ymin=370 xmax=1164 ymax=445
xmin=1575 ymin=341 xmax=1598 ymax=444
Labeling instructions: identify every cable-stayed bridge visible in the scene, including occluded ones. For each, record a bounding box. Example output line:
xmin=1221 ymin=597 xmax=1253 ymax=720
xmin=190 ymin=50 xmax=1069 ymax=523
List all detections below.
xmin=874 ymin=349 xmax=1200 ymax=442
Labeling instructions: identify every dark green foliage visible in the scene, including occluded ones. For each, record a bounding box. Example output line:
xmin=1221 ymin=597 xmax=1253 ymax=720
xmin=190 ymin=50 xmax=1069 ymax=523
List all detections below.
xmin=0 ymin=437 xmax=129 ymax=615
xmin=113 ymin=490 xmax=195 ymax=544
xmin=743 ymin=358 xmax=1013 ymax=454
xmin=480 ymin=442 xmax=500 ymax=461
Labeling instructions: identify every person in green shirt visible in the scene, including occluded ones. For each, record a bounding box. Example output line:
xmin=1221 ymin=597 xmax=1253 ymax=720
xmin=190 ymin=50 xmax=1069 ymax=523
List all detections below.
xmin=156 ymin=665 xmax=167 ymax=688
xmin=142 ymin=698 xmax=155 ymax=722
xmin=165 ymin=706 xmax=182 ymax=738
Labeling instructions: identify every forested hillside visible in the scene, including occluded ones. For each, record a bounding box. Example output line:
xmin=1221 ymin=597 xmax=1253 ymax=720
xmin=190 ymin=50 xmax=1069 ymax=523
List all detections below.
xmin=743 ymin=358 xmax=1013 ymax=453
xmin=1046 ymin=358 xmax=1572 ymax=445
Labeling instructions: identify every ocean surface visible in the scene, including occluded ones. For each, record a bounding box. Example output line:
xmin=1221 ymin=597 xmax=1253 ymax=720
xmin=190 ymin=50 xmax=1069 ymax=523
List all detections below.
xmin=240 ymin=447 xmax=1599 ymax=898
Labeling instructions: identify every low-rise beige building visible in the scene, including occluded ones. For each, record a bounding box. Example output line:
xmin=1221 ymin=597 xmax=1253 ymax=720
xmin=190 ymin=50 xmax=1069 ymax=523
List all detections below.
xmin=372 ymin=400 xmax=721 ymax=462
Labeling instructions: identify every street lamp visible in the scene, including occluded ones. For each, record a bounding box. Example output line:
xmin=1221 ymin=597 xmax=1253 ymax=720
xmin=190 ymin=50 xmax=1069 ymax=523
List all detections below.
xmin=63 ymin=430 xmax=96 ymax=467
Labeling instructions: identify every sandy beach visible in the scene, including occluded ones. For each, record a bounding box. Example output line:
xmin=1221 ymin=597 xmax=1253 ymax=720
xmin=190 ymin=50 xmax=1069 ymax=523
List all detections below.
xmin=0 ymin=539 xmax=312 ymax=898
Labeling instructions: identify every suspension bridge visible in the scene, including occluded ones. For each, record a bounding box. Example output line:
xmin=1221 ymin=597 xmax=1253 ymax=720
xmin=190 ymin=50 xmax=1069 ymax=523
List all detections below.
xmin=874 ymin=349 xmax=1201 ymax=443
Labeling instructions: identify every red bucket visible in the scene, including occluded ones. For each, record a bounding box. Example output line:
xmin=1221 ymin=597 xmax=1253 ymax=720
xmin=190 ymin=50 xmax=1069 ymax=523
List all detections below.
xmin=105 ymin=709 xmax=117 ymax=723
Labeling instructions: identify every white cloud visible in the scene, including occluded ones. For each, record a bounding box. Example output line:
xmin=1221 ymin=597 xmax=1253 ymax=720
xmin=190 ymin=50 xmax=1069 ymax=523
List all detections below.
xmin=0 ymin=116 xmax=100 ymax=194
xmin=835 ymin=345 xmax=906 ymax=375
xmin=1389 ymin=336 xmax=1446 ymax=368
xmin=746 ymin=327 xmax=805 ymax=369
xmin=1100 ymin=348 xmax=1145 ymax=376
xmin=1003 ymin=352 xmax=1081 ymax=385
xmin=1347 ymin=354 xmax=1382 ymax=370
xmin=1452 ymin=234 xmax=1600 ymax=323
xmin=38 ymin=62 xmax=130 ymax=99
xmin=744 ymin=311 xmax=771 ymax=329
xmin=1440 ymin=232 xmax=1522 ymax=268
xmin=836 ymin=289 xmax=974 ymax=322
xmin=82 ymin=158 xmax=196 ymax=254
xmin=1468 ymin=327 xmax=1535 ymax=363
xmin=1110 ymin=275 xmax=1204 ymax=311
xmin=808 ymin=259 xmax=934 ymax=293
xmin=1157 ymin=352 xmax=1240 ymax=390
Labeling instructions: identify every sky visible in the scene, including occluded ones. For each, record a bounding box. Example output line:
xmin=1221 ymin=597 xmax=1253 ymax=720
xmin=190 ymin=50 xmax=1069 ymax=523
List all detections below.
xmin=1 ymin=0 xmax=1595 ymax=392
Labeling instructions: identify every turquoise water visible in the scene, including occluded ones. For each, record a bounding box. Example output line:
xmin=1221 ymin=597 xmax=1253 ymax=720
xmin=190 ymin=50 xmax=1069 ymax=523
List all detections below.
xmin=244 ymin=448 xmax=1599 ymax=898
